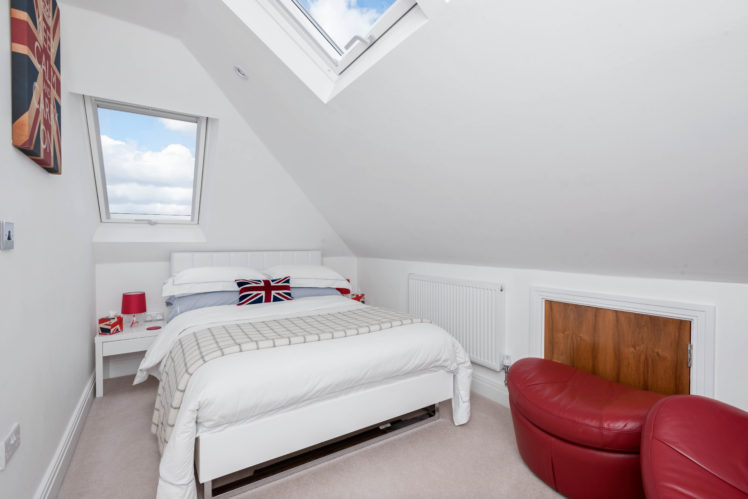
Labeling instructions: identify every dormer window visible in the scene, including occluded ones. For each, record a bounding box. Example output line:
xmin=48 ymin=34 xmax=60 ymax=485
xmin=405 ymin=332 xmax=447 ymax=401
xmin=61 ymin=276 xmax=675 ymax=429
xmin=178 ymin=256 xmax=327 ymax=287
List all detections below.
xmin=276 ymin=0 xmax=416 ymax=74
xmin=83 ymin=97 xmax=207 ymax=224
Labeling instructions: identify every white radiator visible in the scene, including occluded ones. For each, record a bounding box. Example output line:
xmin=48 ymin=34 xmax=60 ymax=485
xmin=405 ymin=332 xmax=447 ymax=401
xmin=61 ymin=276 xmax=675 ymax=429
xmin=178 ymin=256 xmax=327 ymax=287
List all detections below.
xmin=408 ymin=274 xmax=505 ymax=371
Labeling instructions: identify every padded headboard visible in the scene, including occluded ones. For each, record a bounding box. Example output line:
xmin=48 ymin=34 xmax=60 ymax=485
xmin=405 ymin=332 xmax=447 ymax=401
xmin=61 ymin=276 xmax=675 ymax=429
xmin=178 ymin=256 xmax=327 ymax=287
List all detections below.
xmin=170 ymin=250 xmax=322 ymax=276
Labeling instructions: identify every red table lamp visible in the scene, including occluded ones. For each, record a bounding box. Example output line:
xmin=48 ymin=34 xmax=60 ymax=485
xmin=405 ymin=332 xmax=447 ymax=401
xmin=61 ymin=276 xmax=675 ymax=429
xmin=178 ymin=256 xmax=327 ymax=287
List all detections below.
xmin=121 ymin=291 xmax=146 ymax=328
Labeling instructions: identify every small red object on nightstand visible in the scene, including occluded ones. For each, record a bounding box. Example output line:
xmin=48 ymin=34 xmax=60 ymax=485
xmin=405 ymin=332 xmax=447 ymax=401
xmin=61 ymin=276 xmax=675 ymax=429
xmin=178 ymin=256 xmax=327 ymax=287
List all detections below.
xmin=351 ymin=293 xmax=365 ymax=303
xmin=98 ymin=316 xmax=123 ymax=335
xmin=147 ymin=326 xmax=162 ymax=331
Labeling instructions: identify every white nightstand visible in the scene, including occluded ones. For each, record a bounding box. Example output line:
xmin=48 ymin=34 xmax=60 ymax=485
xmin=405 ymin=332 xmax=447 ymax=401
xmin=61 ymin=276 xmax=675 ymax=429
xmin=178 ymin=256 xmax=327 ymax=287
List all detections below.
xmin=95 ymin=322 xmax=164 ymax=397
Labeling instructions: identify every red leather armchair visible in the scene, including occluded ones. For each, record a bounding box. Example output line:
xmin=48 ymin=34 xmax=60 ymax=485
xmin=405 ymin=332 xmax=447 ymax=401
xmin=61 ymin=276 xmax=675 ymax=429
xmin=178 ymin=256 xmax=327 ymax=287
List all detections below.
xmin=641 ymin=395 xmax=748 ymax=498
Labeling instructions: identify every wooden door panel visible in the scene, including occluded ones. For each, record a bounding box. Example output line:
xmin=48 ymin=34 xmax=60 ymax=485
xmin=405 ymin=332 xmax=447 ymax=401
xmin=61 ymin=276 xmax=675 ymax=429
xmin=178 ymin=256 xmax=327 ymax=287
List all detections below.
xmin=544 ymin=301 xmax=690 ymax=395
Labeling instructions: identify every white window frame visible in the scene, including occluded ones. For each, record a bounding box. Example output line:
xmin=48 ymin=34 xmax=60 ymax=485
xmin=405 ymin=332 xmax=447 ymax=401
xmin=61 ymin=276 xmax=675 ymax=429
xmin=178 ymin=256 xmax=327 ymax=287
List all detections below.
xmin=273 ymin=0 xmax=417 ymax=74
xmin=83 ymin=96 xmax=208 ymax=225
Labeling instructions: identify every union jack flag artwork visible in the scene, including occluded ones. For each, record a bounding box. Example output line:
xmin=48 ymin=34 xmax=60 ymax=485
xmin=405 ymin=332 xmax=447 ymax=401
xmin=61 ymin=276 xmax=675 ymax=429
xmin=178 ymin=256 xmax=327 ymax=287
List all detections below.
xmin=236 ymin=276 xmax=293 ymax=306
xmin=11 ymin=0 xmax=61 ymax=174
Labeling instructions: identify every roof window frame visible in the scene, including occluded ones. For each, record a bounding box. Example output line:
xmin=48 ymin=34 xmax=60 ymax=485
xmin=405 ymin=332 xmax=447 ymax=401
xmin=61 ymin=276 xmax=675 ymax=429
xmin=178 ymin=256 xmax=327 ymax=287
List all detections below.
xmin=274 ymin=0 xmax=417 ymax=75
xmin=83 ymin=96 xmax=208 ymax=225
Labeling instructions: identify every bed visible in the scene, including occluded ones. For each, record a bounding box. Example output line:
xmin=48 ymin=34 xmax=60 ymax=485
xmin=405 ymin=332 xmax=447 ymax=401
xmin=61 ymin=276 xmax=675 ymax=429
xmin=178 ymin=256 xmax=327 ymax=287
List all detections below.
xmin=134 ymin=250 xmax=472 ymax=499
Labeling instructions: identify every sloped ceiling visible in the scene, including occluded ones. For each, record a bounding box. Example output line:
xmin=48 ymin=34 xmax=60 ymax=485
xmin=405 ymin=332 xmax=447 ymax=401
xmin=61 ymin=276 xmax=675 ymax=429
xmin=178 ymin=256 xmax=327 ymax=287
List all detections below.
xmin=63 ymin=0 xmax=748 ymax=282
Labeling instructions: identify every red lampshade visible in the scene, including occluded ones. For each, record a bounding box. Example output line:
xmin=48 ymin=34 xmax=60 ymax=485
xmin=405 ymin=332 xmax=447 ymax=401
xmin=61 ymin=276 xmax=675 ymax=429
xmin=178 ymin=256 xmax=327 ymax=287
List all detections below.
xmin=121 ymin=292 xmax=147 ymax=315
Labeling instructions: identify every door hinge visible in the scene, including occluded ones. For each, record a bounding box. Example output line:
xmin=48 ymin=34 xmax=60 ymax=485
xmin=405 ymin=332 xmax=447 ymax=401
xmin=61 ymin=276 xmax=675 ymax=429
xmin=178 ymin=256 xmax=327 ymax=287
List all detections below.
xmin=688 ymin=343 xmax=693 ymax=368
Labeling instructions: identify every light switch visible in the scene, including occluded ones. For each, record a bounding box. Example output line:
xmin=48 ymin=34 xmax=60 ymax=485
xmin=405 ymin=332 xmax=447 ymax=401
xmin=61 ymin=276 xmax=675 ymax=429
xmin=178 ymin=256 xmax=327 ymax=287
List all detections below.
xmin=0 ymin=221 xmax=14 ymax=250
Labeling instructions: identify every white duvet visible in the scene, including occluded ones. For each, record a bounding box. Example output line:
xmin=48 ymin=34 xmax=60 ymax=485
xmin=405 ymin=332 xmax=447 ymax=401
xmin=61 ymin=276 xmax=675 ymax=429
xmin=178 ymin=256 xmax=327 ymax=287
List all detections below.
xmin=135 ymin=296 xmax=472 ymax=499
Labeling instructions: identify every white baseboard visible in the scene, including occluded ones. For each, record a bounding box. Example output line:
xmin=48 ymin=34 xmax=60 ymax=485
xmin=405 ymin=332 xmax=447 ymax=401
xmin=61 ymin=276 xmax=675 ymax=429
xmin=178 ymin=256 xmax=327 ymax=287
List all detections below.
xmin=471 ymin=367 xmax=509 ymax=408
xmin=34 ymin=372 xmax=95 ymax=499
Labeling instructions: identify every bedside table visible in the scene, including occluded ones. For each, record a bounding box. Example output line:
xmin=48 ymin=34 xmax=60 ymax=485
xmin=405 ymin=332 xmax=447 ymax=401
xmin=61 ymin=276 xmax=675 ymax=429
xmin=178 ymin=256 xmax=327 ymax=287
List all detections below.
xmin=95 ymin=322 xmax=164 ymax=397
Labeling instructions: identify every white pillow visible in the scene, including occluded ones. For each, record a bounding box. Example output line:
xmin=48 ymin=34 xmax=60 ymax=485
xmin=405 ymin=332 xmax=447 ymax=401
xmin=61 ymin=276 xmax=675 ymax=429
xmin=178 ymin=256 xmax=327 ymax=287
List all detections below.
xmin=173 ymin=266 xmax=267 ymax=285
xmin=164 ymin=266 xmax=268 ymax=298
xmin=162 ymin=278 xmax=237 ymax=298
xmin=264 ymin=264 xmax=350 ymax=290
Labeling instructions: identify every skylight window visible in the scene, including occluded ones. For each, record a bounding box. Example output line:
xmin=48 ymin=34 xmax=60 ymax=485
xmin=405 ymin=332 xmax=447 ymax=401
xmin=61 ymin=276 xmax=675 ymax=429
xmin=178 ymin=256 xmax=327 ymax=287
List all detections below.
xmin=277 ymin=0 xmax=416 ymax=73
xmin=84 ymin=97 xmax=207 ymax=224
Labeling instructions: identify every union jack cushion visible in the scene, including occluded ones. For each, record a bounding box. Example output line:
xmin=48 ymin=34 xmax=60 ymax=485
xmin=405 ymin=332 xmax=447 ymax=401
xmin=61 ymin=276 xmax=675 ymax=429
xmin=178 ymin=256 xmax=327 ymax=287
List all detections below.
xmin=236 ymin=276 xmax=293 ymax=306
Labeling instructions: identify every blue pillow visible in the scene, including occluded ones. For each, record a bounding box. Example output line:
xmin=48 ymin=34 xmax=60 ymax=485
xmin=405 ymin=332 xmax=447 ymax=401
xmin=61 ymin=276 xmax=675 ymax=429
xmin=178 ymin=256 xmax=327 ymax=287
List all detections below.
xmin=290 ymin=287 xmax=342 ymax=299
xmin=166 ymin=291 xmax=238 ymax=321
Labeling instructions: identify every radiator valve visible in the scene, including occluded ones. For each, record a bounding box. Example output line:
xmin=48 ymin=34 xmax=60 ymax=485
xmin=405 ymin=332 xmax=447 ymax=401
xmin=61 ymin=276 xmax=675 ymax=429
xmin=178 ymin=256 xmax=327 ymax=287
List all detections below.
xmin=502 ymin=355 xmax=512 ymax=386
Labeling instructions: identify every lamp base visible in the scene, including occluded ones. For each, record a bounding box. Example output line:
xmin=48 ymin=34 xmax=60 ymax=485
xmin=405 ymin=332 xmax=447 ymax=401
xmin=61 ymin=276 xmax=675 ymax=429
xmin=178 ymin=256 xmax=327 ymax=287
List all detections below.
xmin=124 ymin=314 xmax=144 ymax=329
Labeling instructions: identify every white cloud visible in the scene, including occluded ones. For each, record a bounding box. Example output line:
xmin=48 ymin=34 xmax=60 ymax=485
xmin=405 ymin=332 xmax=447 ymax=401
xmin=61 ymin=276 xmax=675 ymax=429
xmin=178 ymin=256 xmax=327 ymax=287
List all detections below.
xmin=100 ymin=134 xmax=196 ymax=216
xmin=307 ymin=0 xmax=380 ymax=49
xmin=159 ymin=118 xmax=197 ymax=134
xmin=100 ymin=135 xmax=195 ymax=188
xmin=107 ymin=183 xmax=193 ymax=204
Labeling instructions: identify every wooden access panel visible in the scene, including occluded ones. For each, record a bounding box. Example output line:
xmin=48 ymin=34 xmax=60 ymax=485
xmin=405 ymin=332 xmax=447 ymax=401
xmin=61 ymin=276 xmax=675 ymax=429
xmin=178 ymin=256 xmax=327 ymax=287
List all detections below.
xmin=544 ymin=300 xmax=691 ymax=395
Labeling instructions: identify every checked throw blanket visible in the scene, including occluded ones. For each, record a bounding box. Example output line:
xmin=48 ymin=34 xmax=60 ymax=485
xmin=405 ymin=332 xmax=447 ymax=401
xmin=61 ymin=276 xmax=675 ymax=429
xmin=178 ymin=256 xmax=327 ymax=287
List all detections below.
xmin=152 ymin=307 xmax=430 ymax=452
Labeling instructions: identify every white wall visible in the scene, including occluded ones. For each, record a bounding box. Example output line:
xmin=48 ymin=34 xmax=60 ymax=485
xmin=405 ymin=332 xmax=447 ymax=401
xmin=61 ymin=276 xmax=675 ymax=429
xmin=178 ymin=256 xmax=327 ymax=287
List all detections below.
xmin=0 ymin=2 xmax=99 ymax=496
xmin=167 ymin=0 xmax=748 ymax=284
xmin=64 ymin=1 xmax=748 ymax=284
xmin=358 ymin=257 xmax=748 ymax=411
xmin=63 ymin=6 xmax=352 ymax=261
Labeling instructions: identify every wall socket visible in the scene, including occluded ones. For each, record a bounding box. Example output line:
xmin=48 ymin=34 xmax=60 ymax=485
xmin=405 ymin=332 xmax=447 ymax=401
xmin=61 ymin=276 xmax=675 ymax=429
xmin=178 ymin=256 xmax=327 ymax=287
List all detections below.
xmin=145 ymin=312 xmax=164 ymax=322
xmin=0 ymin=423 xmax=21 ymax=471
xmin=0 ymin=221 xmax=15 ymax=250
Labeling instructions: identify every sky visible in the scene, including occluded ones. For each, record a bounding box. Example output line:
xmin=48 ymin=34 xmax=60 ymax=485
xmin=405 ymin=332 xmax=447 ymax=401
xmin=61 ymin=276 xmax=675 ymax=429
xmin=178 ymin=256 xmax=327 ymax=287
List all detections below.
xmin=97 ymin=108 xmax=197 ymax=218
xmin=297 ymin=0 xmax=396 ymax=50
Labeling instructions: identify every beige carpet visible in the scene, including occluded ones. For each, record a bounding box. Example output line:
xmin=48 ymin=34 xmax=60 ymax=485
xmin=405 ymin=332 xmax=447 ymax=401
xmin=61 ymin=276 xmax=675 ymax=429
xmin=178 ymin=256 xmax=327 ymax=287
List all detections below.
xmin=59 ymin=376 xmax=560 ymax=499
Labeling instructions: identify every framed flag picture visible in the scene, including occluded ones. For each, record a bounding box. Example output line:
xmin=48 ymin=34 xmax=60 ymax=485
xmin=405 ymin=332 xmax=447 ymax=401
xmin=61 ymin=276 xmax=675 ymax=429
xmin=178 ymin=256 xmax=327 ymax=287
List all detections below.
xmin=10 ymin=0 xmax=61 ymax=174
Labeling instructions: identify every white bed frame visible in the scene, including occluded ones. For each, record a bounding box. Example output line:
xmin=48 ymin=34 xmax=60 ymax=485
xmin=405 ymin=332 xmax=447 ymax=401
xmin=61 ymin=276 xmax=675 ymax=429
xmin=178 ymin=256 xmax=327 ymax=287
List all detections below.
xmin=169 ymin=251 xmax=454 ymax=498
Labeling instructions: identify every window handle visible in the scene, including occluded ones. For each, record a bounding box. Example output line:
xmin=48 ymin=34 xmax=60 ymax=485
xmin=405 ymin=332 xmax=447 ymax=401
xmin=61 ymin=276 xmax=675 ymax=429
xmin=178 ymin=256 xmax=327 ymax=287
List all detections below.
xmin=344 ymin=35 xmax=373 ymax=51
xmin=135 ymin=219 xmax=158 ymax=226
